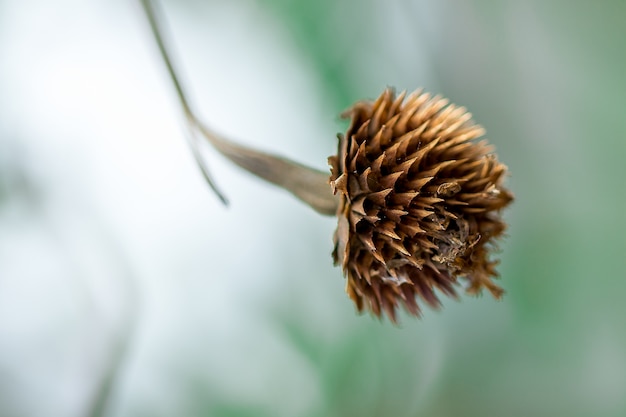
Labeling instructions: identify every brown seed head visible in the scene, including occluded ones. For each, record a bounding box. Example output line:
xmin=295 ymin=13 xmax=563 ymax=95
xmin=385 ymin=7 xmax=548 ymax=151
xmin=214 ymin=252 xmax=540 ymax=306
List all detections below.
xmin=329 ymin=88 xmax=513 ymax=322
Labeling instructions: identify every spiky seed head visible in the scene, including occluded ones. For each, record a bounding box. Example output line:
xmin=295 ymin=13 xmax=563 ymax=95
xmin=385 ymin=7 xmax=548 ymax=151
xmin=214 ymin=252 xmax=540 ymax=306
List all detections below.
xmin=329 ymin=88 xmax=513 ymax=322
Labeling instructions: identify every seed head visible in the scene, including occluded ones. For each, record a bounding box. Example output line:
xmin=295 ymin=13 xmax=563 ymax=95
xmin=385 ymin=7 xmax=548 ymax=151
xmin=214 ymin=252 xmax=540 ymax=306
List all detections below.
xmin=329 ymin=88 xmax=513 ymax=322
xmin=143 ymin=1 xmax=515 ymax=322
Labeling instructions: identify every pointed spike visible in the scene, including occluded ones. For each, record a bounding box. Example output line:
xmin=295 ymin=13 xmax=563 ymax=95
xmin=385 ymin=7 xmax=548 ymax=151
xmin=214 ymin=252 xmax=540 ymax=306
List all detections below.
xmin=351 ymin=195 xmax=367 ymax=215
xmin=396 ymin=92 xmax=429 ymax=132
xmin=409 ymin=136 xmax=440 ymax=163
xmin=378 ymin=124 xmax=394 ymax=148
xmin=416 ymin=279 xmax=441 ymax=309
xmin=378 ymin=171 xmax=404 ymax=189
xmin=378 ymin=227 xmax=402 ymax=240
xmin=396 ymin=136 xmax=413 ymax=160
xmin=417 ymin=237 xmax=438 ymax=250
xmin=401 ymin=285 xmax=421 ymax=316
xmin=415 ymin=160 xmax=457 ymax=178
xmin=361 ymin=267 xmax=373 ymax=285
xmin=349 ymin=210 xmax=364 ymax=228
xmin=437 ymin=109 xmax=472 ymax=138
xmin=395 ymin=126 xmax=419 ymax=144
xmin=382 ymin=293 xmax=398 ymax=323
xmin=406 ymin=176 xmax=434 ymax=191
xmin=368 ymin=283 xmax=382 ymax=316
xmin=367 ymin=188 xmax=393 ymax=206
xmin=358 ymin=233 xmax=377 ymax=253
xmin=351 ymin=140 xmax=368 ymax=170
xmin=410 ymin=208 xmax=434 ymax=219
xmin=405 ymin=254 xmax=425 ymax=268
xmin=391 ymin=191 xmax=419 ymax=206
xmin=358 ymin=167 xmax=373 ymax=192
xmin=393 ymin=156 xmax=420 ymax=174
xmin=371 ymin=153 xmax=385 ymax=173
xmin=382 ymin=142 xmax=401 ymax=166
xmin=330 ymin=172 xmax=348 ymax=194
xmin=397 ymin=221 xmax=426 ymax=237
xmin=354 ymin=119 xmax=371 ymax=140
xmin=384 ymin=209 xmax=409 ymax=223
xmin=348 ymin=175 xmax=361 ymax=197
xmin=445 ymin=199 xmax=469 ymax=206
xmin=371 ymin=248 xmax=386 ymax=264
xmin=418 ymin=196 xmax=445 ymax=206
xmin=370 ymin=125 xmax=385 ymax=149
xmin=386 ymin=239 xmax=411 ymax=256
xmin=377 ymin=224 xmax=402 ymax=240
xmin=463 ymin=207 xmax=488 ymax=214
xmin=384 ymin=113 xmax=402 ymax=133
xmin=370 ymin=91 xmax=392 ymax=135
xmin=389 ymin=90 xmax=407 ymax=115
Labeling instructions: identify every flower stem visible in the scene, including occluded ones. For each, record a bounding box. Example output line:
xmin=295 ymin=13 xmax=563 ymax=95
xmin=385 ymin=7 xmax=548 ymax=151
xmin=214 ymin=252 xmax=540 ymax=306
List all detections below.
xmin=138 ymin=0 xmax=338 ymax=214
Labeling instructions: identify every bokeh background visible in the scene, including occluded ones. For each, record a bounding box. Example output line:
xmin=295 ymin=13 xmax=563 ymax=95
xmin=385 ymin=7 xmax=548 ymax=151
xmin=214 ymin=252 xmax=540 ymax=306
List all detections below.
xmin=1 ymin=1 xmax=625 ymax=416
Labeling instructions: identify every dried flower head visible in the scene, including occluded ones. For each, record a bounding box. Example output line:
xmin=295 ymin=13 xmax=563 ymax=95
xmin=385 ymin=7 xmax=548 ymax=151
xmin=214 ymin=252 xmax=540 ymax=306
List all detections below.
xmin=142 ymin=0 xmax=513 ymax=322
xmin=329 ymin=88 xmax=513 ymax=321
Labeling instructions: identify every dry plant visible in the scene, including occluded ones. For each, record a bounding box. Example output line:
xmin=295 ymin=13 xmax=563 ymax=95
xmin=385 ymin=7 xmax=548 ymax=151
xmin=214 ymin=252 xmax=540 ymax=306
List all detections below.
xmin=140 ymin=0 xmax=513 ymax=322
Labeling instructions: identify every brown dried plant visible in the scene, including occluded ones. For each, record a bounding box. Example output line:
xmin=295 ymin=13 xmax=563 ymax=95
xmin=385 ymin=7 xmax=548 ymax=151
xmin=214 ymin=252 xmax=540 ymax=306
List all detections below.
xmin=140 ymin=0 xmax=513 ymax=322
xmin=330 ymin=89 xmax=512 ymax=321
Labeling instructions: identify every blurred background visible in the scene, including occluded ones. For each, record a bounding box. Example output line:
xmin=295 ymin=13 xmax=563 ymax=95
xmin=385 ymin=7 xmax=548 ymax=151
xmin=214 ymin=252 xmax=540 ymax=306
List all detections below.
xmin=1 ymin=0 xmax=625 ymax=416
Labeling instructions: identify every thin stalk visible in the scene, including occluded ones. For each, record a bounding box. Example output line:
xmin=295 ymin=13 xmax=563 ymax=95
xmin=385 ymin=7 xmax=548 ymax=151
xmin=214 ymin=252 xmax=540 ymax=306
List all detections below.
xmin=138 ymin=0 xmax=338 ymax=215
xmin=140 ymin=0 xmax=192 ymax=117
xmin=140 ymin=0 xmax=227 ymax=204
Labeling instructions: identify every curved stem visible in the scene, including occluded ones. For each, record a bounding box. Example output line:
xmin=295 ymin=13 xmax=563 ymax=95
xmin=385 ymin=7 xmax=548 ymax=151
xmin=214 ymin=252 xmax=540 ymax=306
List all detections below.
xmin=140 ymin=0 xmax=192 ymax=117
xmin=140 ymin=0 xmax=227 ymax=204
xmin=139 ymin=0 xmax=338 ymax=215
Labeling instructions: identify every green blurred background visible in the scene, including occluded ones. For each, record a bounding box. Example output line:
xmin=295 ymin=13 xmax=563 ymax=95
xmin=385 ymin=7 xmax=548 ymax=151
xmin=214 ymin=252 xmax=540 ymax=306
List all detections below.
xmin=0 ymin=1 xmax=625 ymax=416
